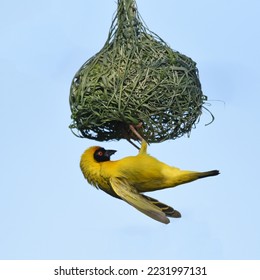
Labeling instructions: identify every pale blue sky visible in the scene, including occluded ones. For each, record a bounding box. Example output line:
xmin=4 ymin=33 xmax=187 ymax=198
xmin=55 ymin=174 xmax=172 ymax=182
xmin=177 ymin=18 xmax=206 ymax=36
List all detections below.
xmin=1 ymin=0 xmax=259 ymax=259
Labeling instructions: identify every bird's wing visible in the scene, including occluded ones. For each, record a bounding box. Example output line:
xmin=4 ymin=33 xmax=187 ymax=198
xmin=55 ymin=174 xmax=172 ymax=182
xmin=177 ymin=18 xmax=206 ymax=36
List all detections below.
xmin=141 ymin=194 xmax=181 ymax=218
xmin=110 ymin=177 xmax=170 ymax=224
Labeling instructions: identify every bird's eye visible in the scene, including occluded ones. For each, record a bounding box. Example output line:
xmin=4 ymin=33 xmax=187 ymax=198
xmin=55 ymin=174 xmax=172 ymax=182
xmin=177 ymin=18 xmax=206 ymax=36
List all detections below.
xmin=97 ymin=151 xmax=103 ymax=156
xmin=94 ymin=148 xmax=105 ymax=161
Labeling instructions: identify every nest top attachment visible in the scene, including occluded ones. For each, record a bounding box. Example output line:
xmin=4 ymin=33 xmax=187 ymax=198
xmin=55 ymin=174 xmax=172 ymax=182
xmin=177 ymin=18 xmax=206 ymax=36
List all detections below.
xmin=69 ymin=0 xmax=210 ymax=144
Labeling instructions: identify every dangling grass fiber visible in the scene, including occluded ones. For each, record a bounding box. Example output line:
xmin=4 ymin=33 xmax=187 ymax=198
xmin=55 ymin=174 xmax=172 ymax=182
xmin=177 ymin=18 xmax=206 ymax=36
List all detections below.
xmin=69 ymin=0 xmax=211 ymax=143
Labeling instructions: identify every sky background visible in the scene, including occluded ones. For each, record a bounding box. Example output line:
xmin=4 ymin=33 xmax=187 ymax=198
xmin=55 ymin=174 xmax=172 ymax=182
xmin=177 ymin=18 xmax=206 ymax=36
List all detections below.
xmin=1 ymin=0 xmax=260 ymax=260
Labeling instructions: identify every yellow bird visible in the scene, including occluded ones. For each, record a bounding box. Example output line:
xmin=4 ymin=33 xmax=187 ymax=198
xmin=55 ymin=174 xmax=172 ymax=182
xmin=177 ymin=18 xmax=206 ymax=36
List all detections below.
xmin=80 ymin=141 xmax=219 ymax=224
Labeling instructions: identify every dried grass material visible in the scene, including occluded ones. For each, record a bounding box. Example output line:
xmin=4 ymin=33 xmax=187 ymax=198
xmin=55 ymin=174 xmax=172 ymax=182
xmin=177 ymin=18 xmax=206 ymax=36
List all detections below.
xmin=69 ymin=0 xmax=210 ymax=143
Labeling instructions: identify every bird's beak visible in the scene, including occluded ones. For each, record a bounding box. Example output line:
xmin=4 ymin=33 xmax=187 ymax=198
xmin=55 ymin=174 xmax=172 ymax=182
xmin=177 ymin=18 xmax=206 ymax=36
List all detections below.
xmin=105 ymin=150 xmax=117 ymax=157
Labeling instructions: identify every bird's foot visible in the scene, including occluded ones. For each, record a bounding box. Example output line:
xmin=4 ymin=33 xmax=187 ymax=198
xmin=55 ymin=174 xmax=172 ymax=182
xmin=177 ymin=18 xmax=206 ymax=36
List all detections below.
xmin=128 ymin=123 xmax=149 ymax=151
xmin=129 ymin=123 xmax=144 ymax=142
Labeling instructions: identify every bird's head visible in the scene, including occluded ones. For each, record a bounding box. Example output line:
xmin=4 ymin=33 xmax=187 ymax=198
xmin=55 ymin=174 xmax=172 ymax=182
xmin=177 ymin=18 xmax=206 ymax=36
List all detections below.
xmin=93 ymin=147 xmax=117 ymax=162
xmin=80 ymin=146 xmax=117 ymax=185
xmin=81 ymin=146 xmax=117 ymax=164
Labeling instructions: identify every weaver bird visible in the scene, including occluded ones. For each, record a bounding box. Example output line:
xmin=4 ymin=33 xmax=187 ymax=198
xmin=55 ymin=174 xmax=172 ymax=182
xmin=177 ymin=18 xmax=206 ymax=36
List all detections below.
xmin=80 ymin=141 xmax=219 ymax=224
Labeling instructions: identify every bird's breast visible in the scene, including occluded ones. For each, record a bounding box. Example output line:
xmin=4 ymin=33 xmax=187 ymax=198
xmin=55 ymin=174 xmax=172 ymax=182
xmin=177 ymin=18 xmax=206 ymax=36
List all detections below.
xmin=108 ymin=155 xmax=167 ymax=192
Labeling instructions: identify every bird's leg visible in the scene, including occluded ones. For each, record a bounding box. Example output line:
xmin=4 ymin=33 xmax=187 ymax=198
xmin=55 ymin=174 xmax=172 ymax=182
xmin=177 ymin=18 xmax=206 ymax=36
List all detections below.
xmin=138 ymin=140 xmax=148 ymax=154
xmin=128 ymin=123 xmax=149 ymax=151
xmin=129 ymin=123 xmax=144 ymax=142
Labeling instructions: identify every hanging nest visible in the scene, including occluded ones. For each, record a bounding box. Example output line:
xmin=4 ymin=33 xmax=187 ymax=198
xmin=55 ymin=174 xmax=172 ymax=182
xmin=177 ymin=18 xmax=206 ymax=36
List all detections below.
xmin=69 ymin=0 xmax=212 ymax=144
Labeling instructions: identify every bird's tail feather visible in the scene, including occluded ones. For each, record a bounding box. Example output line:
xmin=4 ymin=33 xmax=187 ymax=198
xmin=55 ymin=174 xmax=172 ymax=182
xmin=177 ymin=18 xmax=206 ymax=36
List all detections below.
xmin=141 ymin=194 xmax=181 ymax=218
xmin=198 ymin=170 xmax=220 ymax=179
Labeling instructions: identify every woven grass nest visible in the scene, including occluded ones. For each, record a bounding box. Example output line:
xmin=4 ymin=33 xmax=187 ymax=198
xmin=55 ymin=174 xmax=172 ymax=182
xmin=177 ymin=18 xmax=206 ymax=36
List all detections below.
xmin=69 ymin=0 xmax=212 ymax=145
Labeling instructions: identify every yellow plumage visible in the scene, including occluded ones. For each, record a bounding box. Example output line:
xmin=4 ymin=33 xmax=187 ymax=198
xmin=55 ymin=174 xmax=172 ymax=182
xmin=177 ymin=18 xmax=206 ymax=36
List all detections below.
xmin=80 ymin=141 xmax=219 ymax=224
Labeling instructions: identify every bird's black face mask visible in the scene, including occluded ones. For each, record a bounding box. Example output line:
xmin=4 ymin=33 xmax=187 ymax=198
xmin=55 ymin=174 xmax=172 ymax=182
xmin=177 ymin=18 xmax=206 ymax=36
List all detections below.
xmin=94 ymin=148 xmax=117 ymax=162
